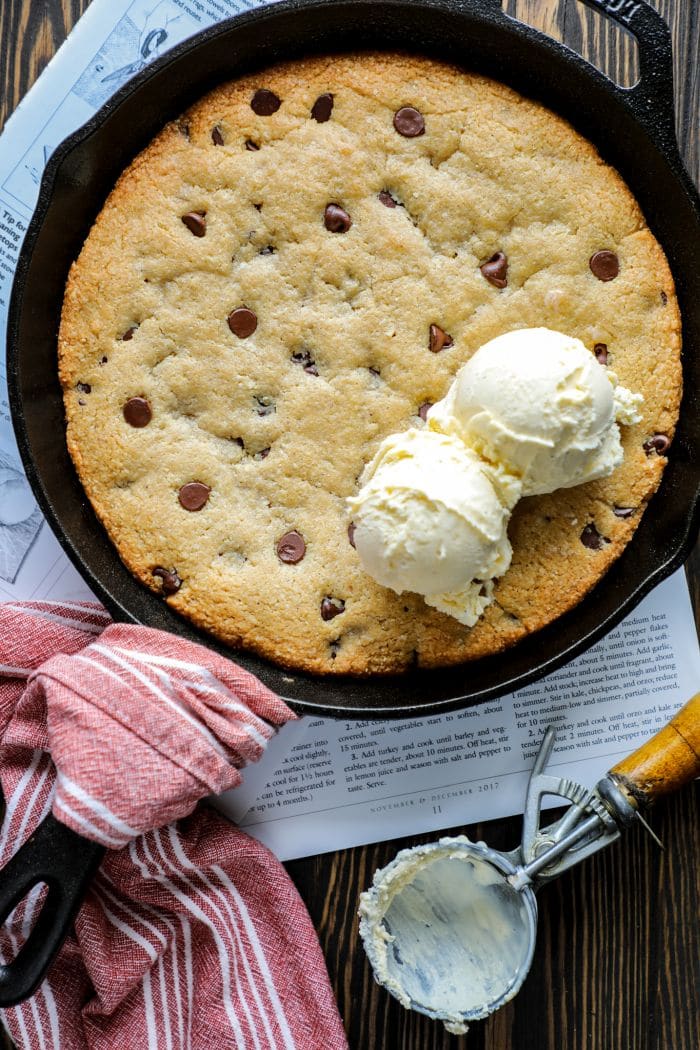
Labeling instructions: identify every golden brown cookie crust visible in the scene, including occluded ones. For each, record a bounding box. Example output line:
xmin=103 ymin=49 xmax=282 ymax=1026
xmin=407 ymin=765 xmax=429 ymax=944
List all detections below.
xmin=59 ymin=52 xmax=682 ymax=675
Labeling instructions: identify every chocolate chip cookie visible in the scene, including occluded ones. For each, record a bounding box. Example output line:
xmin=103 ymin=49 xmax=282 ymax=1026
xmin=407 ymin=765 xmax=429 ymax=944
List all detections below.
xmin=59 ymin=53 xmax=682 ymax=675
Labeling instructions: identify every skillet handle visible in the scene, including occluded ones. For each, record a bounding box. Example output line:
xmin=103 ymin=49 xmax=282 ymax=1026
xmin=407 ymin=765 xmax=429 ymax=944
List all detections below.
xmin=578 ymin=0 xmax=676 ymax=140
xmin=0 ymin=813 xmax=105 ymax=1006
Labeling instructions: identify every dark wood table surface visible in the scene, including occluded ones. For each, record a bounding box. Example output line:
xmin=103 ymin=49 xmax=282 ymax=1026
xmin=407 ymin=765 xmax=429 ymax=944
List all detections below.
xmin=1 ymin=1 xmax=698 ymax=1047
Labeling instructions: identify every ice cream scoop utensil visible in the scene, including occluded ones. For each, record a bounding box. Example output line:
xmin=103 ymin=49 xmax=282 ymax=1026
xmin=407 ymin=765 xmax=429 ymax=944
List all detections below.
xmin=359 ymin=693 xmax=700 ymax=1032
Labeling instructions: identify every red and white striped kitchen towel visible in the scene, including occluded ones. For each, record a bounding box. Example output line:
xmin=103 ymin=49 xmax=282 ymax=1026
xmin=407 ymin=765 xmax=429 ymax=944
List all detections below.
xmin=0 ymin=600 xmax=349 ymax=1050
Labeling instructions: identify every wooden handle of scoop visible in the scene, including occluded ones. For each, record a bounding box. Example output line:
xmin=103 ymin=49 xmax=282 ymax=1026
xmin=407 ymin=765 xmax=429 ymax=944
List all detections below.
xmin=609 ymin=693 xmax=700 ymax=806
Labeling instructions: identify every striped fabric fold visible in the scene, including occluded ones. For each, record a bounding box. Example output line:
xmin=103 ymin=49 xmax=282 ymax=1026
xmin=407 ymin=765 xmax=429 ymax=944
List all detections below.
xmin=0 ymin=602 xmax=348 ymax=1050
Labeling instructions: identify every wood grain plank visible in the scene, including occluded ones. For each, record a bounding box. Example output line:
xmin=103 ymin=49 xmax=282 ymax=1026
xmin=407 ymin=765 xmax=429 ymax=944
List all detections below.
xmin=0 ymin=3 xmax=698 ymax=1050
xmin=655 ymin=0 xmax=700 ymax=181
xmin=505 ymin=0 xmax=641 ymax=86
xmin=0 ymin=0 xmax=90 ymax=134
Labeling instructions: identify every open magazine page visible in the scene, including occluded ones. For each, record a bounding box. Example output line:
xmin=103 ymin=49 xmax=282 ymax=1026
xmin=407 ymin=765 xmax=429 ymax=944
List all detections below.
xmin=1 ymin=0 xmax=698 ymax=862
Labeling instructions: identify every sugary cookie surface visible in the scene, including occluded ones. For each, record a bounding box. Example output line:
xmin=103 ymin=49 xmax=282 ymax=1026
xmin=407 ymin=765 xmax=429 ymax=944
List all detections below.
xmin=59 ymin=53 xmax=681 ymax=675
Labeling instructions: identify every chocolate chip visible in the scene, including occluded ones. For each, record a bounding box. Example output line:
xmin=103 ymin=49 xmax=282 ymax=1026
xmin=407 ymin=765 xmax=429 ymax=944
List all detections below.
xmin=329 ymin=639 xmax=341 ymax=660
xmin=613 ymin=506 xmax=635 ymax=518
xmin=253 ymin=202 xmax=263 ymax=211
xmin=153 ymin=566 xmax=182 ymax=595
xmin=321 ymin=597 xmax=345 ymax=621
xmin=292 ymin=349 xmax=310 ymax=364
xmin=212 ymin=125 xmax=224 ymax=146
xmin=121 ymin=325 xmax=138 ymax=341
xmin=311 ymin=93 xmax=334 ymax=122
xmin=368 ymin=366 xmax=381 ymax=378
xmin=123 ymin=397 xmax=152 ymax=427
xmin=182 ymin=211 xmax=206 ymax=237
xmin=77 ymin=382 xmax=91 ymax=394
xmin=251 ymin=89 xmax=281 ymax=115
xmin=178 ymin=482 xmax=211 ymax=511
xmin=228 ymin=307 xmax=257 ymax=338
xmin=276 ymin=530 xmax=306 ymax=564
xmin=480 ymin=252 xmax=508 ymax=288
xmin=255 ymin=395 xmax=275 ymax=416
xmin=594 ymin=343 xmax=609 ymax=365
xmin=254 ymin=447 xmax=270 ymax=461
xmin=643 ymin=433 xmax=671 ymax=455
xmin=233 ymin=437 xmax=245 ymax=449
xmin=324 ymin=204 xmax=352 ymax=233
xmin=589 ymin=250 xmax=619 ymax=282
xmin=259 ymin=245 xmax=275 ymax=255
xmin=378 ymin=190 xmax=398 ymax=208
xmin=347 ymin=522 xmax=356 ymax=548
xmin=99 ymin=356 xmax=108 ymax=365
xmin=245 ymin=140 xmax=260 ymax=152
xmin=78 ymin=400 xmax=86 ymax=407
xmin=418 ymin=401 xmax=433 ymax=421
xmin=660 ymin=290 xmax=668 ymax=305
xmin=580 ymin=523 xmax=608 ymax=550
xmin=429 ymin=324 xmax=453 ymax=353
xmin=177 ymin=118 xmax=190 ymax=139
xmin=292 ymin=349 xmax=318 ymax=375
xmin=393 ymin=106 xmax=425 ymax=137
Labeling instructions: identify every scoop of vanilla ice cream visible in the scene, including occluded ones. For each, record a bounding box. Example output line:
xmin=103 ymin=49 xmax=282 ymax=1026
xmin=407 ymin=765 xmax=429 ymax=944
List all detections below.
xmin=428 ymin=328 xmax=642 ymax=497
xmin=348 ymin=430 xmax=514 ymax=618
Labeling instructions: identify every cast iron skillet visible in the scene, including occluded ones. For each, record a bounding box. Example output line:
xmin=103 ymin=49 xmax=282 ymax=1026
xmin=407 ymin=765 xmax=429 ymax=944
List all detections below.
xmin=7 ymin=0 xmax=700 ymax=723
xmin=3 ymin=0 xmax=700 ymax=1012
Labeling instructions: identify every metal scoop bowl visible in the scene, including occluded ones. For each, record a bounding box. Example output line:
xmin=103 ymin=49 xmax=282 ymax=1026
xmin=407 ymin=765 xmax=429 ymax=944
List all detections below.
xmin=359 ymin=693 xmax=700 ymax=1033
xmin=359 ymin=838 xmax=537 ymax=1032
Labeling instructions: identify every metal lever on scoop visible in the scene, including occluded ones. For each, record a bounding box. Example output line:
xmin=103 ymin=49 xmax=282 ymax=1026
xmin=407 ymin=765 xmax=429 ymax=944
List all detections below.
xmin=509 ymin=726 xmax=622 ymax=887
xmin=512 ymin=692 xmax=700 ymax=888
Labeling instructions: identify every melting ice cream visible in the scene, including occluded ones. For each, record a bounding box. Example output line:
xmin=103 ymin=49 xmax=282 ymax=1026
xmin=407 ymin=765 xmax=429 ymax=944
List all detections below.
xmin=349 ymin=328 xmax=642 ymax=624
